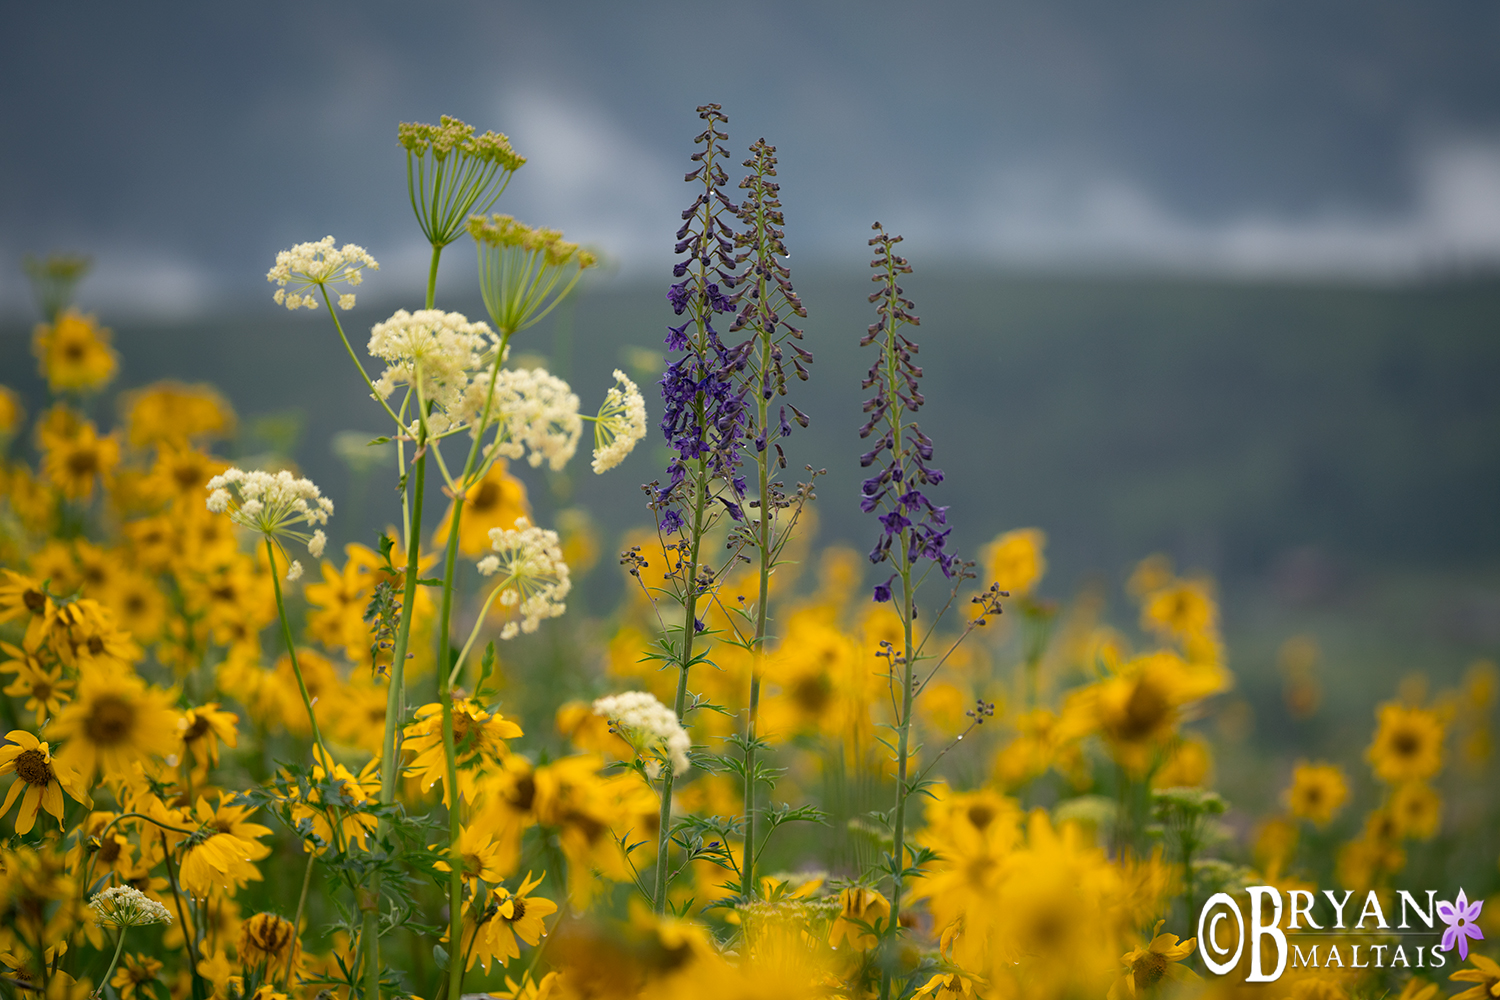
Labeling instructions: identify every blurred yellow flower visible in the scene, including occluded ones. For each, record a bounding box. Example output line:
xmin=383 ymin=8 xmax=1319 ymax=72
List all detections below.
xmin=32 ymin=310 xmax=118 ymax=393
xmin=1367 ymin=701 xmax=1446 ymax=784
xmin=433 ymin=460 xmax=530 ymax=557
xmin=982 ymin=527 xmax=1047 ymax=597
xmin=123 ymin=382 xmax=235 ymax=448
xmin=109 ymin=953 xmax=161 ymax=1000
xmin=47 ymin=669 xmax=179 ymax=783
xmin=1140 ymin=579 xmax=1217 ymax=640
xmin=1152 ymin=734 xmax=1213 ymax=789
xmin=0 ymin=386 xmax=23 ymax=437
xmin=1284 ymin=761 xmax=1349 ymax=827
xmin=40 ymin=419 xmax=119 ymax=502
xmin=1 ymin=648 xmax=73 ymax=726
xmin=1388 ymin=781 xmax=1441 ymax=840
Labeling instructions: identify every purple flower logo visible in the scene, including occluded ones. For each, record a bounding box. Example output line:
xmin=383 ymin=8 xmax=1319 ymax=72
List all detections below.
xmin=1437 ymin=889 xmax=1485 ymax=960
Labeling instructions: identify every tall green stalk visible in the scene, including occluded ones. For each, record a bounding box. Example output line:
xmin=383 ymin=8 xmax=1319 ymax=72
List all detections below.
xmin=267 ymin=539 xmax=330 ymax=756
xmin=653 ymin=461 xmax=710 ymax=912
xmin=435 ymin=498 xmax=466 ymax=1000
xmin=362 ymin=241 xmax=444 ymax=1000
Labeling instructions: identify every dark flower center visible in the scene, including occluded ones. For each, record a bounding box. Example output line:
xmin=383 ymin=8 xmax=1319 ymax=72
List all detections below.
xmin=503 ymin=896 xmax=526 ymax=922
xmin=86 ymin=695 xmax=137 ymax=744
xmin=183 ymin=716 xmax=211 ymax=741
xmin=1392 ymin=731 xmax=1420 ymax=757
xmin=507 ymin=774 xmax=536 ymax=812
xmin=15 ymin=748 xmax=53 ymax=785
xmin=66 ymin=448 xmax=100 ymax=476
xmin=1133 ymin=950 xmax=1169 ymax=990
xmin=473 ymin=480 xmax=500 ymax=511
xmin=23 ymin=589 xmax=47 ymax=612
xmin=1119 ymin=681 xmax=1170 ymax=741
xmin=791 ymin=675 xmax=833 ymax=713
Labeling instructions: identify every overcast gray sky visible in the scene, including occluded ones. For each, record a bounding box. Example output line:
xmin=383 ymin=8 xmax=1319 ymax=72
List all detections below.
xmin=5 ymin=1 xmax=1500 ymax=315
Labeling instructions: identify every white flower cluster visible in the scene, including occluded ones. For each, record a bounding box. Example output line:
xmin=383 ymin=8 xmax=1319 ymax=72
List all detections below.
xmin=267 ymin=236 xmax=378 ymax=311
xmin=206 ymin=468 xmax=332 ymax=580
xmin=591 ymin=690 xmax=691 ymax=779
xmin=463 ymin=368 xmax=582 ymax=471
xmin=475 ymin=517 xmax=571 ymax=639
xmin=89 ymin=885 xmax=173 ymax=928
xmin=368 ymin=309 xmax=495 ymax=435
xmin=591 ymin=369 xmax=648 ymax=474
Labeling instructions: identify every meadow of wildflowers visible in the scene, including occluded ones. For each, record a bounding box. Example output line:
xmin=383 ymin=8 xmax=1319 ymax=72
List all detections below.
xmin=0 ymin=105 xmax=1495 ymax=1000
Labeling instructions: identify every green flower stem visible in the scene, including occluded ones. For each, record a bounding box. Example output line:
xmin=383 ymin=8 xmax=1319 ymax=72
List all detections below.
xmin=379 ymin=450 xmax=424 ymax=807
xmin=285 ymin=848 xmax=316 ymax=989
xmin=878 ymin=257 xmax=916 ymax=1000
xmin=161 ymin=835 xmax=209 ymax=1000
xmin=266 ymin=539 xmax=330 ymax=756
xmin=435 ymin=498 xmax=467 ymax=1000
xmin=653 ymin=458 xmax=710 ymax=912
xmin=742 ymin=295 xmax=777 ymax=899
xmin=318 ymin=286 xmax=403 ymax=427
xmin=426 ymin=245 xmax=443 ymax=310
xmin=98 ymin=927 xmax=128 ymax=998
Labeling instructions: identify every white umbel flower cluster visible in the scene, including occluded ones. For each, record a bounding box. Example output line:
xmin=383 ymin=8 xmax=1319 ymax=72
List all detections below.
xmin=463 ymin=368 xmax=581 ymax=471
xmin=475 ymin=517 xmax=571 ymax=639
xmin=267 ymin=236 xmax=378 ymax=310
xmin=591 ymin=369 xmax=648 ymax=474
xmin=368 ymin=309 xmax=495 ymax=435
xmin=206 ymin=468 xmax=333 ymax=580
xmin=89 ymin=885 xmax=173 ymax=928
xmin=591 ymin=690 xmax=691 ymax=779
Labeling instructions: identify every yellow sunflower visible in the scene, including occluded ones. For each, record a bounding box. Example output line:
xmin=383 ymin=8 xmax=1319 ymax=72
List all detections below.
xmin=40 ymin=419 xmax=120 ymax=502
xmin=1388 ymin=781 xmax=1441 ymax=840
xmin=0 ymin=731 xmax=92 ymax=834
xmin=1140 ymin=579 xmax=1217 ymax=639
xmin=464 ymin=871 xmax=558 ymax=971
xmin=403 ymin=701 xmax=522 ymax=804
xmin=32 ymin=310 xmax=118 ymax=393
xmin=0 ymin=385 xmax=22 ymax=437
xmin=46 ymin=669 xmax=180 ymax=783
xmin=433 ymin=825 xmax=508 ymax=889
xmin=1450 ymin=955 xmax=1500 ymax=1000
xmin=1367 ymin=701 xmax=1446 ymax=784
xmin=179 ymin=794 xmax=272 ymax=897
xmin=1109 ymin=921 xmax=1198 ymax=999
xmin=123 ymin=516 xmax=178 ymax=572
xmin=829 ymin=886 xmax=891 ymax=950
xmin=124 ymin=381 xmax=235 ymax=448
xmin=982 ymin=527 xmax=1047 ymax=597
xmin=237 ymin=912 xmax=298 ymax=972
xmin=101 ymin=570 xmax=169 ymax=645
xmin=1284 ymin=761 xmax=1350 ymax=827
xmin=178 ymin=704 xmax=239 ymax=774
xmin=433 ymin=460 xmax=530 ymax=557
xmin=1 ymin=649 xmax=74 ymax=725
